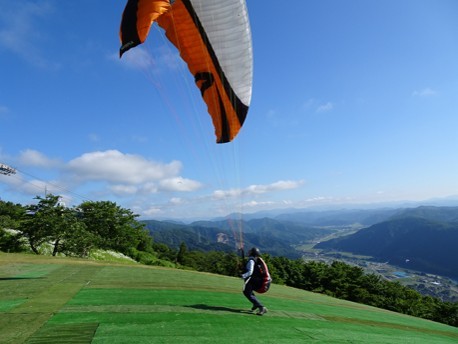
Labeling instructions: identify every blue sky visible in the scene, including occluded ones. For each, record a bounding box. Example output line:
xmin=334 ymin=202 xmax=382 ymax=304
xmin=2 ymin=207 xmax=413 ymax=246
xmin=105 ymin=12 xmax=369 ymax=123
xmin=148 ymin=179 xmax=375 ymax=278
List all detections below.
xmin=1 ymin=0 xmax=458 ymax=220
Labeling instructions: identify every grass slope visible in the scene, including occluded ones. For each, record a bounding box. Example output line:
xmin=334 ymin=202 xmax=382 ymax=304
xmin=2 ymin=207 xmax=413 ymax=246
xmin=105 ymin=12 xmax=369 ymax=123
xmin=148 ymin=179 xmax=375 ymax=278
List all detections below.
xmin=1 ymin=253 xmax=457 ymax=344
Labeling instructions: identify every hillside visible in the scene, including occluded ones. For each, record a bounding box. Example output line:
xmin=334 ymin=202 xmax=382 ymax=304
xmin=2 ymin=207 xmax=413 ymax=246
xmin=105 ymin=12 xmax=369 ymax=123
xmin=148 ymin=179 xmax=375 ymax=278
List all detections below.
xmin=1 ymin=253 xmax=457 ymax=343
xmin=143 ymin=206 xmax=458 ymax=279
xmin=142 ymin=218 xmax=335 ymax=258
xmin=315 ymin=216 xmax=458 ymax=279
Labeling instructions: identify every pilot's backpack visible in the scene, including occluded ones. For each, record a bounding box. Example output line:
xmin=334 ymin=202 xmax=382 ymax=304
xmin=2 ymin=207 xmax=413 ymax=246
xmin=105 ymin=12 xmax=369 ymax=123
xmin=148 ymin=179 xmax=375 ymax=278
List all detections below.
xmin=252 ymin=257 xmax=272 ymax=293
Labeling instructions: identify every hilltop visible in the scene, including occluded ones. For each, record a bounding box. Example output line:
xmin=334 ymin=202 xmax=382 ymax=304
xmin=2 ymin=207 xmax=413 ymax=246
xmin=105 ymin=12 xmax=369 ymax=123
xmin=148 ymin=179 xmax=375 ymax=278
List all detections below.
xmin=1 ymin=253 xmax=457 ymax=343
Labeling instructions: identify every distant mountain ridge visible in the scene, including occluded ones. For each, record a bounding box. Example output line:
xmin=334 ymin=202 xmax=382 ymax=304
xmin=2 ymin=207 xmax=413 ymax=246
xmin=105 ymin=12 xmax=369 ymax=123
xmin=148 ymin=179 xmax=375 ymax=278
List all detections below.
xmin=315 ymin=207 xmax=458 ymax=278
xmin=273 ymin=208 xmax=399 ymax=226
xmin=143 ymin=205 xmax=458 ymax=279
xmin=390 ymin=205 xmax=458 ymax=222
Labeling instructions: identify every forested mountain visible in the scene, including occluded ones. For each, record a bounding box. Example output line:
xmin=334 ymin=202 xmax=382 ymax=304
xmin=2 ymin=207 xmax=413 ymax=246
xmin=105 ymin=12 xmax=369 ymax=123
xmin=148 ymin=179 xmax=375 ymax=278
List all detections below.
xmin=142 ymin=219 xmax=235 ymax=253
xmin=315 ymin=216 xmax=458 ymax=279
xmin=145 ymin=206 xmax=458 ymax=279
xmin=142 ymin=218 xmax=336 ymax=258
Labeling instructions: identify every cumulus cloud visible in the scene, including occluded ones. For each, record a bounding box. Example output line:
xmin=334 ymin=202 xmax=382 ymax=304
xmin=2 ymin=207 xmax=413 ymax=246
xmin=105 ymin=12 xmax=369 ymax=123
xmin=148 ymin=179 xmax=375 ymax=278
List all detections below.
xmin=63 ymin=150 xmax=204 ymax=197
xmin=2 ymin=148 xmax=306 ymax=218
xmin=2 ymin=149 xmax=205 ymax=211
xmin=66 ymin=150 xmax=182 ymax=184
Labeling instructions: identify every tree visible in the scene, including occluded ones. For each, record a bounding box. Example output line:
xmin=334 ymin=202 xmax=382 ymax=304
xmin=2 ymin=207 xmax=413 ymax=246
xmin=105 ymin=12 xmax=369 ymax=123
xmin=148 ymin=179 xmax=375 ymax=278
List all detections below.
xmin=55 ymin=208 xmax=96 ymax=257
xmin=18 ymin=194 xmax=94 ymax=256
xmin=0 ymin=200 xmax=26 ymax=252
xmin=177 ymin=242 xmax=187 ymax=265
xmin=77 ymin=201 xmax=149 ymax=255
xmin=20 ymin=195 xmax=66 ymax=254
xmin=0 ymin=200 xmax=26 ymax=230
xmin=432 ymin=301 xmax=458 ymax=327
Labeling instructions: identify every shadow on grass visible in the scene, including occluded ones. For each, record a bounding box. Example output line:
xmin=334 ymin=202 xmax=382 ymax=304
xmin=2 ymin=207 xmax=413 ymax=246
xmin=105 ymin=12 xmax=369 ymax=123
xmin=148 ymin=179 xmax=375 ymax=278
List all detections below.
xmin=0 ymin=277 xmax=44 ymax=281
xmin=186 ymin=304 xmax=252 ymax=314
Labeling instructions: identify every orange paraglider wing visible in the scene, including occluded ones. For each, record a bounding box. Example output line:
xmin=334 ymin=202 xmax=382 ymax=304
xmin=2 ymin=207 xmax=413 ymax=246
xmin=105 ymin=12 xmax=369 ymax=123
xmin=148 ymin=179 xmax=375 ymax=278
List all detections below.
xmin=119 ymin=0 xmax=171 ymax=57
xmin=119 ymin=0 xmax=253 ymax=143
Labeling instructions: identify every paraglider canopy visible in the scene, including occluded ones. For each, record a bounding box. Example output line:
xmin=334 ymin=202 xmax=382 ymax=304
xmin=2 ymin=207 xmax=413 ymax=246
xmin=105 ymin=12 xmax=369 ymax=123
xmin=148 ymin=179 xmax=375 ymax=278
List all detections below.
xmin=119 ymin=0 xmax=253 ymax=143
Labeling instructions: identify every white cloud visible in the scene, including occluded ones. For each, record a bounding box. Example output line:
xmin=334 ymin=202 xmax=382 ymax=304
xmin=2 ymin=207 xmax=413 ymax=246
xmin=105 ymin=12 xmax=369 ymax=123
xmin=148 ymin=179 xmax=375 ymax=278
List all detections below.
xmin=0 ymin=173 xmax=20 ymax=188
xmin=1 ymin=171 xmax=63 ymax=198
xmin=115 ymin=43 xmax=182 ymax=73
xmin=21 ymin=179 xmax=60 ymax=195
xmin=142 ymin=182 xmax=159 ymax=194
xmin=316 ymin=102 xmax=334 ymax=113
xmin=110 ymin=184 xmax=138 ymax=195
xmin=213 ymin=180 xmax=304 ymax=199
xmin=243 ymin=200 xmax=276 ymax=208
xmin=142 ymin=206 xmax=163 ymax=217
xmin=257 ymin=180 xmax=304 ymax=192
xmin=159 ymin=177 xmax=202 ymax=192
xmin=62 ymin=150 xmax=203 ymax=200
xmin=2 ymin=149 xmax=205 ymax=212
xmin=18 ymin=149 xmax=61 ymax=168
xmin=117 ymin=47 xmax=155 ymax=70
xmin=169 ymin=197 xmax=184 ymax=205
xmin=412 ymin=87 xmax=437 ymax=97
xmin=213 ymin=188 xmax=241 ymax=199
xmin=66 ymin=150 xmax=183 ymax=184
xmin=1 ymin=148 xmax=307 ymax=219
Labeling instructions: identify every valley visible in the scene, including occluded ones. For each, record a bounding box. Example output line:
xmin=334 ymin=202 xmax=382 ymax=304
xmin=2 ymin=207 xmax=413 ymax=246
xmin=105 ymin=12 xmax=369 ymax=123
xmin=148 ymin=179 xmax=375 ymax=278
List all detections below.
xmin=297 ymin=230 xmax=458 ymax=303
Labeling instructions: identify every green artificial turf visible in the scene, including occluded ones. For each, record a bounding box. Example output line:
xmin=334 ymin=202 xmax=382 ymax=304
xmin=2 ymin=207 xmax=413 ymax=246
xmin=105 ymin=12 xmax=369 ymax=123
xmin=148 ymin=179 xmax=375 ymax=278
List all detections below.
xmin=1 ymin=253 xmax=457 ymax=344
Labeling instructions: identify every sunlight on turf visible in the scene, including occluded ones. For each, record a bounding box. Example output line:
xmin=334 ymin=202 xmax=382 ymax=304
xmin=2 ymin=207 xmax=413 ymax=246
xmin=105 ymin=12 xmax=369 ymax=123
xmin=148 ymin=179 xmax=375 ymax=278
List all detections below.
xmin=1 ymin=254 xmax=457 ymax=344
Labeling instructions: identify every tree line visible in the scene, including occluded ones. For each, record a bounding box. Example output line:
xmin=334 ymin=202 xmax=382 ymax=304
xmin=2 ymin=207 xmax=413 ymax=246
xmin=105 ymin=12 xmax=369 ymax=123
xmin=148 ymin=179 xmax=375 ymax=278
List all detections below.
xmin=0 ymin=195 xmax=155 ymax=261
xmin=0 ymin=195 xmax=456 ymax=327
